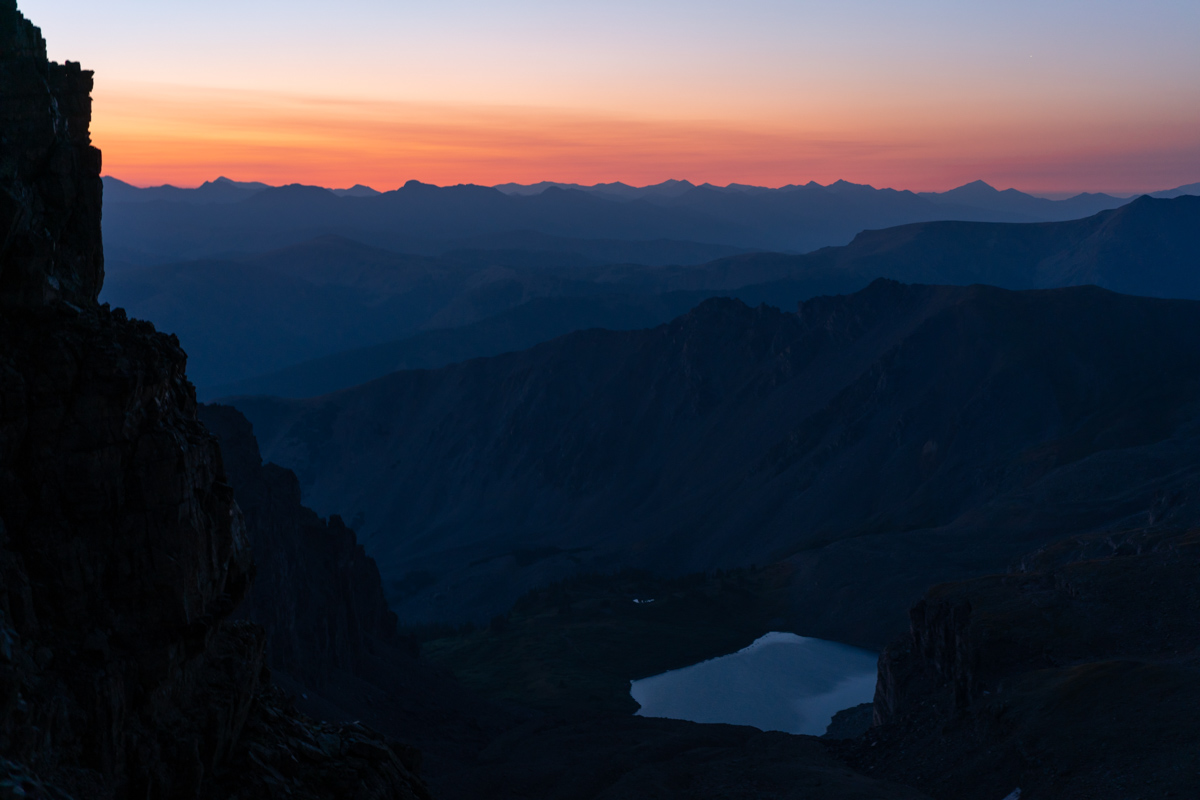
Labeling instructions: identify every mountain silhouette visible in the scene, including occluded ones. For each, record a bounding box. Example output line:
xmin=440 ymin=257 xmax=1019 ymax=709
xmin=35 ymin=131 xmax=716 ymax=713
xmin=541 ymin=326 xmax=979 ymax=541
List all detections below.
xmin=102 ymin=175 xmax=1166 ymax=264
xmin=177 ymin=195 xmax=1200 ymax=397
xmin=103 ymin=175 xmax=272 ymax=204
xmin=1152 ymin=181 xmax=1200 ymax=199
xmin=719 ymin=194 xmax=1200 ymax=298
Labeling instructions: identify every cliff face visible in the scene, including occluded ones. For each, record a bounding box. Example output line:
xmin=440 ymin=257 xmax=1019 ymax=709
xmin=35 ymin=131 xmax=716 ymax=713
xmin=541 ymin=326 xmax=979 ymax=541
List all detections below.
xmin=197 ymin=404 xmax=407 ymax=689
xmin=845 ymin=489 xmax=1200 ymax=799
xmin=0 ymin=0 xmax=103 ymax=308
xmin=0 ymin=4 xmax=427 ymax=797
xmin=0 ymin=301 xmax=258 ymax=796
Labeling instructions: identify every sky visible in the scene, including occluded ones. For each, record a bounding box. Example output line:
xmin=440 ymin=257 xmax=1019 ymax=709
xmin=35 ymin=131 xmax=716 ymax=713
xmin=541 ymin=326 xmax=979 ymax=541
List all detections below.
xmin=20 ymin=0 xmax=1200 ymax=194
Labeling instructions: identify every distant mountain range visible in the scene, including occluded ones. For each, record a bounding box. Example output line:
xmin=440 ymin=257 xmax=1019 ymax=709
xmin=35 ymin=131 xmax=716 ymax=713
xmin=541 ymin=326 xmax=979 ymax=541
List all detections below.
xmin=711 ymin=194 xmax=1200 ymax=299
xmin=492 ymin=176 xmax=1148 ymax=221
xmin=1151 ymin=181 xmax=1200 ymax=199
xmin=229 ymin=279 xmax=1200 ymax=650
xmin=100 ymin=172 xmax=1197 ymax=394
xmin=102 ymin=175 xmax=1200 ymax=266
xmin=101 ymin=233 xmax=744 ymax=389
xmin=120 ymin=195 xmax=1198 ymax=396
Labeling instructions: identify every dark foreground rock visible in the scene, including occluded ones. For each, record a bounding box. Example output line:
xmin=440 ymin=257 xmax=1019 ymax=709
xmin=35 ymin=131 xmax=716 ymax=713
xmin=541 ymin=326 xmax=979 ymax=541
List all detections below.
xmin=197 ymin=404 xmax=407 ymax=689
xmin=821 ymin=704 xmax=874 ymax=741
xmin=0 ymin=303 xmax=429 ymax=799
xmin=196 ymin=403 xmax=516 ymax=800
xmin=467 ymin=714 xmax=930 ymax=800
xmin=0 ymin=0 xmax=103 ymax=307
xmin=840 ymin=492 xmax=1200 ymax=800
xmin=0 ymin=3 xmax=427 ymax=796
xmin=211 ymin=683 xmax=427 ymax=800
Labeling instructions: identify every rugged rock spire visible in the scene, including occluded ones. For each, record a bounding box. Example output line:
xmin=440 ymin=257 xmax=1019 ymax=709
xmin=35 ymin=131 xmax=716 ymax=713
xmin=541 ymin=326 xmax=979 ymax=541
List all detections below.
xmin=0 ymin=0 xmax=104 ymax=307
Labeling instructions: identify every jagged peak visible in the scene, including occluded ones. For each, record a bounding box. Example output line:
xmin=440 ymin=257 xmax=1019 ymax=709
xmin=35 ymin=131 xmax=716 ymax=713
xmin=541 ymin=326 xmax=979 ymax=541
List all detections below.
xmin=0 ymin=1 xmax=103 ymax=307
xmin=0 ymin=0 xmax=47 ymax=62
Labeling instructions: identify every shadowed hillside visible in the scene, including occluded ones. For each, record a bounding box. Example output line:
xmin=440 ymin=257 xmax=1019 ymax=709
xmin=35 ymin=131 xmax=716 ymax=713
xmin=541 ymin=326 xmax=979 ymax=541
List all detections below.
xmin=230 ymin=279 xmax=1200 ymax=649
xmin=705 ymin=194 xmax=1200 ymax=297
xmin=109 ymin=195 xmax=1200 ymax=396
xmin=841 ymin=486 xmax=1200 ymax=799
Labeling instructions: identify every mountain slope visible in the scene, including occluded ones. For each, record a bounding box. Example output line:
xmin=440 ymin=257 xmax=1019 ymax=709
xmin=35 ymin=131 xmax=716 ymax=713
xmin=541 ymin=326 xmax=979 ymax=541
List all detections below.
xmin=209 ymin=292 xmax=713 ymax=399
xmin=847 ymin=489 xmax=1200 ymax=800
xmin=197 ymin=195 xmax=1199 ymax=399
xmin=1152 ymin=180 xmax=1200 ymax=199
xmin=102 ymin=257 xmax=422 ymax=387
xmin=100 ymin=233 xmax=754 ymax=390
xmin=715 ymin=194 xmax=1200 ymax=298
xmin=230 ymin=280 xmax=1200 ymax=647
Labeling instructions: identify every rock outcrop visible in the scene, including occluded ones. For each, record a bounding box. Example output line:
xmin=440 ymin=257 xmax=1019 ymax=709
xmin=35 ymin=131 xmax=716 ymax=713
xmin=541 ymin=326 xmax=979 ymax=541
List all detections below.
xmin=234 ymin=278 xmax=1200 ymax=648
xmin=194 ymin=404 xmax=517 ymax=800
xmin=0 ymin=4 xmax=428 ymax=797
xmin=842 ymin=489 xmax=1200 ymax=799
xmin=197 ymin=404 xmax=409 ymax=689
xmin=0 ymin=302 xmax=252 ymax=796
xmin=0 ymin=0 xmax=103 ymax=307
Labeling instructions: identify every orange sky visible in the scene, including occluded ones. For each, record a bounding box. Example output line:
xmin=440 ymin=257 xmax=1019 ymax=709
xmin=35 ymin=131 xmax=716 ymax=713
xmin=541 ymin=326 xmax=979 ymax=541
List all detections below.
xmin=93 ymin=81 xmax=1200 ymax=195
xmin=24 ymin=0 xmax=1200 ymax=195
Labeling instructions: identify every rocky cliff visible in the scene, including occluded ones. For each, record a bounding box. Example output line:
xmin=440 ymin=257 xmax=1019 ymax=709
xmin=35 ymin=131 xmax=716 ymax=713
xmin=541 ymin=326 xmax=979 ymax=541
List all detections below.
xmin=0 ymin=3 xmax=427 ymax=797
xmin=842 ymin=487 xmax=1200 ymax=799
xmin=196 ymin=404 xmax=408 ymax=689
xmin=0 ymin=0 xmax=103 ymax=307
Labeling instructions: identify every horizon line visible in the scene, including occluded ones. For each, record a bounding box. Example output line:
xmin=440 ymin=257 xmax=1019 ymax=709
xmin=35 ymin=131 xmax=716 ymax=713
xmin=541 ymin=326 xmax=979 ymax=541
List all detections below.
xmin=102 ymin=173 xmax=1174 ymax=202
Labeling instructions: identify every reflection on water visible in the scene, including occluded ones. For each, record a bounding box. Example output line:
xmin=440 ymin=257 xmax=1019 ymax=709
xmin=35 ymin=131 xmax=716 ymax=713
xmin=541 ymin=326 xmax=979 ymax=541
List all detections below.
xmin=629 ymin=632 xmax=878 ymax=736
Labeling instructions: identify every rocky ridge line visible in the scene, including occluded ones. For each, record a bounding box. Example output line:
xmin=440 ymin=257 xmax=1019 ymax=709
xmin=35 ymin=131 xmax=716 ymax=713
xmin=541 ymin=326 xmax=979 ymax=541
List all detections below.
xmin=0 ymin=0 xmax=103 ymax=308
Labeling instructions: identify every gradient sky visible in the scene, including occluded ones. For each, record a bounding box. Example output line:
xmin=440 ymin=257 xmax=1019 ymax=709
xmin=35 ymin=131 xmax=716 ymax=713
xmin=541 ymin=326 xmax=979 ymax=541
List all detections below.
xmin=20 ymin=0 xmax=1200 ymax=194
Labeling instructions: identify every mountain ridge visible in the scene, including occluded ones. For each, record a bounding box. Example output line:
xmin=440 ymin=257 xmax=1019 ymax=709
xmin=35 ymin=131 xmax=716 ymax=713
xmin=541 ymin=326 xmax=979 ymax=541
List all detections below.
xmin=229 ymin=279 xmax=1200 ymax=650
xmin=112 ymin=174 xmax=1196 ymax=207
xmin=103 ymin=176 xmax=1174 ymax=264
xmin=200 ymin=195 xmax=1200 ymax=399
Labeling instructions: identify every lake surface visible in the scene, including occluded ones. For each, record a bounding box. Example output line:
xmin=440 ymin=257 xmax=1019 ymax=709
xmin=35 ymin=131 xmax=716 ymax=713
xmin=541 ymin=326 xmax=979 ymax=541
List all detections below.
xmin=629 ymin=632 xmax=878 ymax=736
